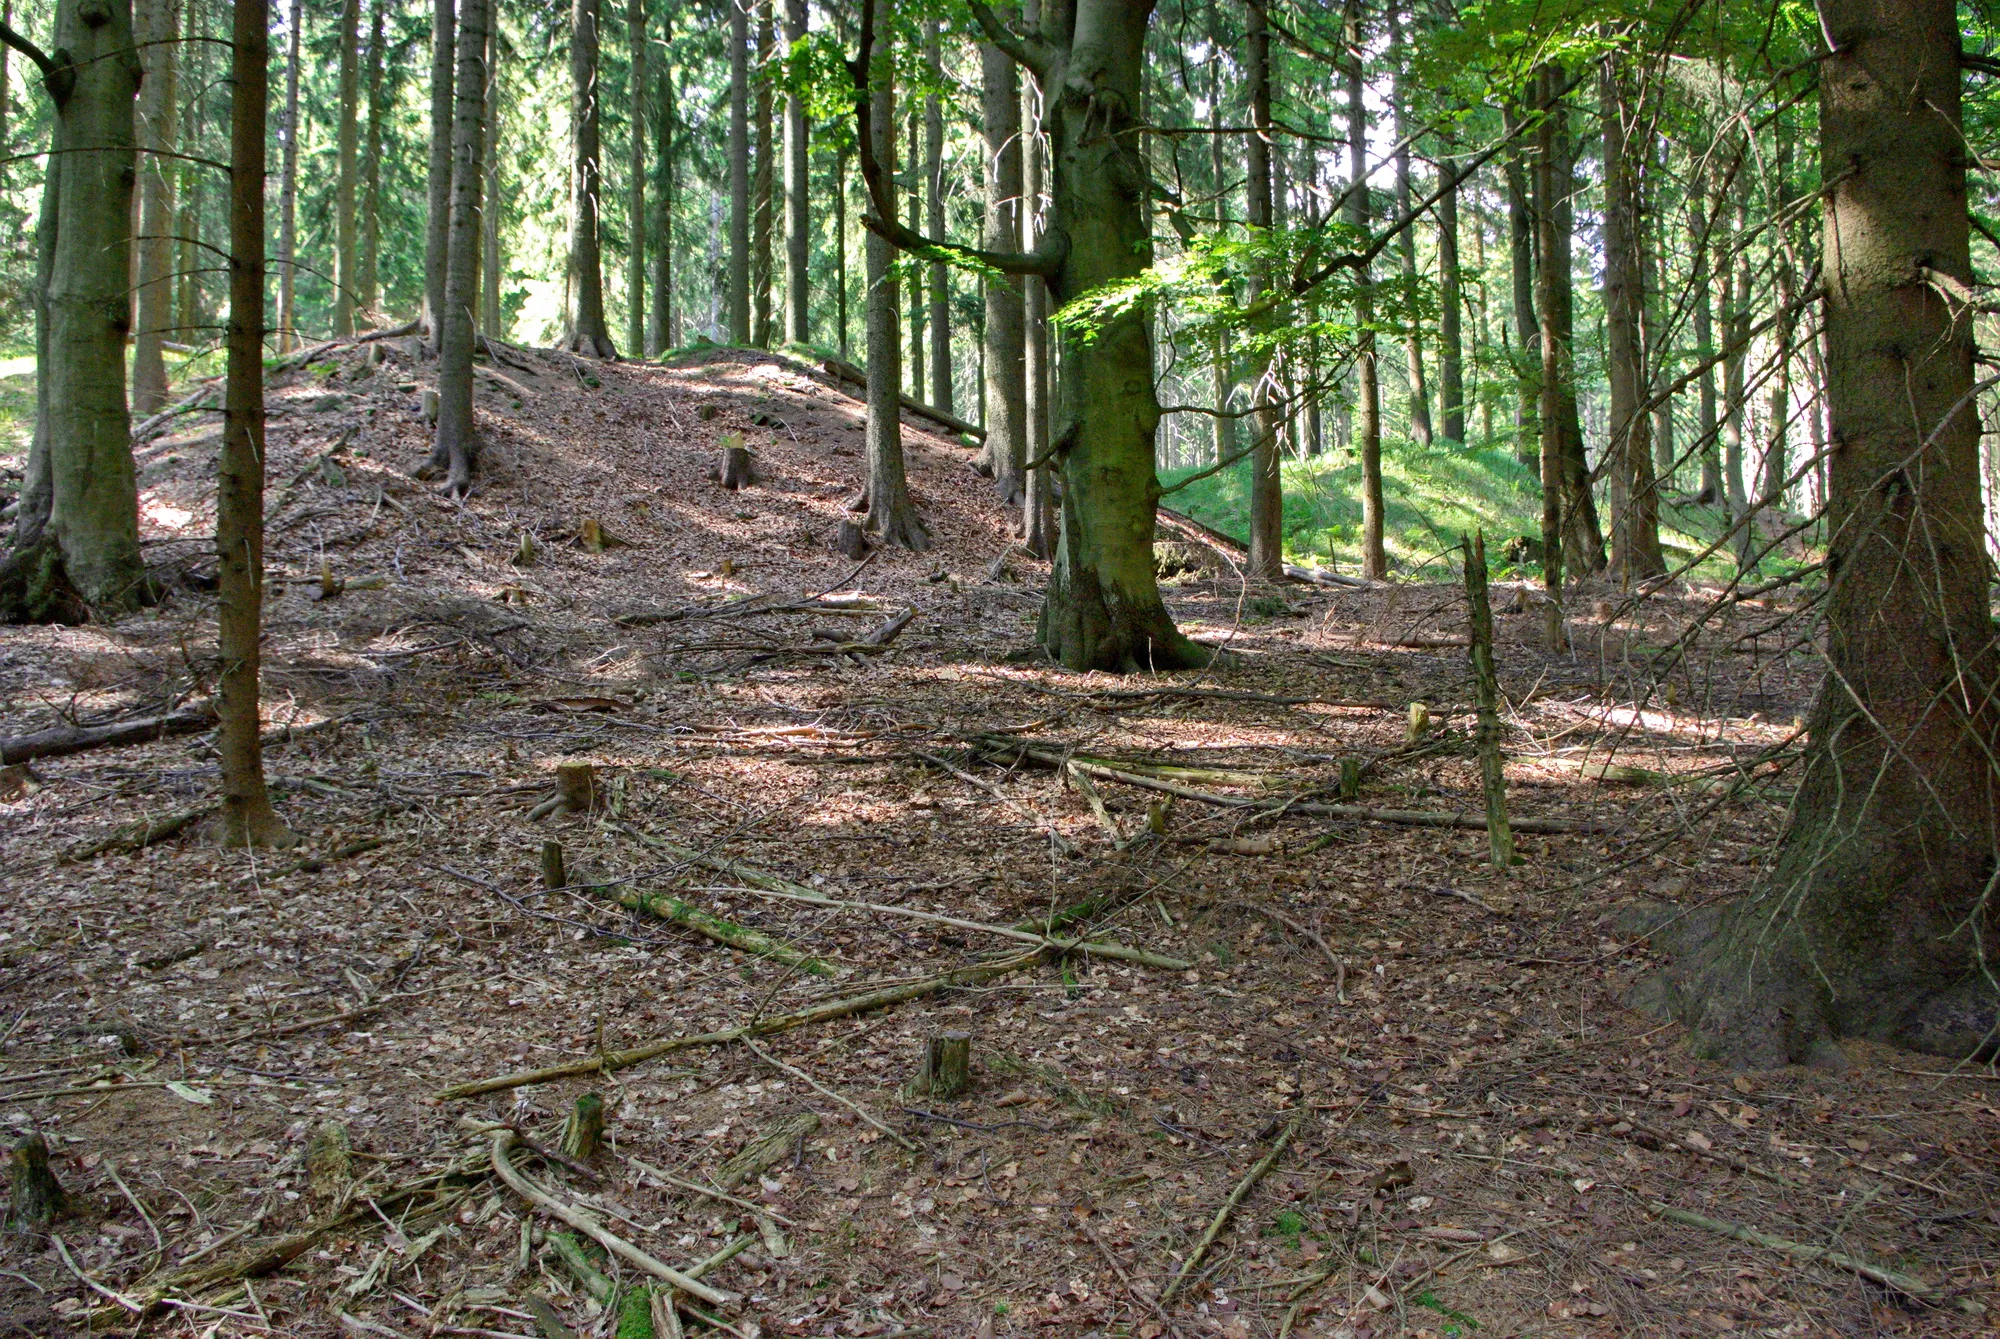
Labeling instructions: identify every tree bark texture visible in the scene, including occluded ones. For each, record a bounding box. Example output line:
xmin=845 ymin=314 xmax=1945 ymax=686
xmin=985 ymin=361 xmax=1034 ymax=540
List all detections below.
xmin=334 ymin=0 xmax=360 ymax=335
xmin=923 ymin=20 xmax=948 ymax=411
xmin=1347 ymin=0 xmax=1384 ymax=580
xmin=1021 ymin=0 xmax=1052 ymax=558
xmin=218 ymin=0 xmax=294 ymax=846
xmin=1599 ymin=57 xmax=1663 ymax=582
xmin=625 ymin=0 xmax=645 ymax=355
xmin=726 ymin=0 xmax=749 ymax=342
xmin=1530 ymin=70 xmax=1566 ymax=646
xmin=1690 ymin=167 xmax=1722 ymax=502
xmin=131 ymin=0 xmax=177 ymax=415
xmin=1438 ymin=155 xmax=1464 ymax=445
xmin=429 ymin=0 xmax=491 ymax=495
xmin=274 ymin=0 xmax=301 ymax=349
xmin=784 ymin=0 xmax=808 ymax=345
xmin=861 ymin=2 xmax=926 ymax=550
xmin=4 ymin=0 xmax=148 ymax=617
xmin=649 ymin=15 xmax=674 ymax=352
xmin=565 ymin=0 xmax=616 ymax=356
xmin=980 ymin=26 xmax=1025 ymax=509
xmin=423 ymin=0 xmax=456 ymax=339
xmin=751 ymin=0 xmax=773 ymax=346
xmin=1502 ymin=114 xmax=1537 ymax=469
xmin=1661 ymin=0 xmax=1999 ymax=1065
xmin=1388 ymin=2 xmax=1430 ymax=448
xmin=1532 ymin=67 xmax=1602 ymax=579
xmin=479 ymin=12 xmax=502 ymax=337
xmin=1244 ymin=0 xmax=1283 ymax=580
xmin=357 ymin=0 xmax=387 ymax=318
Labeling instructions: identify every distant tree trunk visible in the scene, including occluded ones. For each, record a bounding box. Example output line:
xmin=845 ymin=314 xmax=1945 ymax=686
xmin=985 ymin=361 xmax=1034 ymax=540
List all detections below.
xmin=649 ymin=11 xmax=673 ymax=353
xmin=783 ymin=0 xmax=808 ymax=344
xmin=1437 ymin=148 xmax=1464 ymax=444
xmin=1243 ymin=0 xmax=1283 ymax=579
xmin=357 ymin=0 xmax=386 ymax=319
xmin=216 ymin=0 xmax=294 ymax=846
xmin=977 ymin=20 xmax=1025 ymax=509
xmin=1207 ymin=47 xmax=1231 ymax=469
xmin=1640 ymin=162 xmax=1674 ymax=488
xmin=334 ymin=0 xmax=360 ymax=335
xmin=1533 ymin=69 xmax=1603 ymax=576
xmin=428 ymin=0 xmax=490 ymax=494
xmin=1021 ymin=0 xmax=1053 ymax=558
xmin=1389 ymin=2 xmax=1430 ymax=447
xmin=1530 ymin=68 xmax=1567 ymax=646
xmin=479 ymin=12 xmax=502 ymax=337
xmin=1502 ymin=111 xmax=1538 ymax=469
xmin=564 ymin=0 xmax=616 ymax=355
xmin=1 ymin=0 xmax=149 ymax=619
xmin=923 ymin=19 xmax=948 ymax=411
xmin=905 ymin=105 xmax=923 ymax=394
xmin=833 ymin=145 xmax=848 ymax=359
xmin=1347 ymin=0 xmax=1385 ymax=580
xmin=1664 ymin=0 xmax=1997 ymax=1067
xmin=860 ymin=1 xmax=927 ymax=550
xmin=1690 ymin=165 xmax=1722 ymax=502
xmin=276 ymin=0 xmax=303 ymax=350
xmin=751 ymin=0 xmax=772 ymax=345
xmin=726 ymin=0 xmax=748 ymax=342
xmin=0 ymin=0 xmax=9 ymax=185
xmin=1600 ymin=55 xmax=1663 ymax=582
xmin=423 ymin=0 xmax=455 ymax=341
xmin=1719 ymin=155 xmax=1752 ymax=565
xmin=625 ymin=0 xmax=645 ymax=354
xmin=131 ymin=0 xmax=178 ymax=415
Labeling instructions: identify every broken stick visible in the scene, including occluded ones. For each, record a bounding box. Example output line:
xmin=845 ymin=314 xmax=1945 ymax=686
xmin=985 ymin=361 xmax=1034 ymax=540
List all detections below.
xmin=1160 ymin=1114 xmax=1302 ymax=1305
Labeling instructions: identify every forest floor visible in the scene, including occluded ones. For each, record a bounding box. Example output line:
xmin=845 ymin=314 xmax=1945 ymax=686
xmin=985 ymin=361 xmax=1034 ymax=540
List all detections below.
xmin=0 ymin=337 xmax=1994 ymax=1339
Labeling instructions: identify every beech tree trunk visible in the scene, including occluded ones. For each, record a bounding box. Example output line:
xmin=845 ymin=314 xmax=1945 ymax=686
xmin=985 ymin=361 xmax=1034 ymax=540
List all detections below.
xmin=218 ymin=0 xmax=294 ymax=846
xmin=334 ymin=0 xmax=360 ymax=335
xmin=726 ymin=0 xmax=749 ymax=342
xmin=1243 ymin=0 xmax=1283 ymax=579
xmin=276 ymin=0 xmax=303 ymax=349
xmin=1599 ymin=56 xmax=1663 ymax=582
xmin=2 ymin=0 xmax=149 ymax=619
xmin=1532 ymin=68 xmax=1602 ymax=578
xmin=860 ymin=1 xmax=927 ymax=550
xmin=131 ymin=0 xmax=177 ymax=415
xmin=625 ymin=0 xmax=645 ymax=355
xmin=423 ymin=0 xmax=455 ymax=341
xmin=1347 ymin=0 xmax=1384 ymax=580
xmin=979 ymin=22 xmax=1025 ymax=508
xmin=1020 ymin=0 xmax=1053 ymax=558
xmin=751 ymin=0 xmax=773 ymax=346
xmin=784 ymin=0 xmax=808 ymax=345
xmin=429 ymin=0 xmax=491 ymax=495
xmin=564 ymin=0 xmax=616 ymax=355
xmin=1662 ymin=0 xmax=1998 ymax=1066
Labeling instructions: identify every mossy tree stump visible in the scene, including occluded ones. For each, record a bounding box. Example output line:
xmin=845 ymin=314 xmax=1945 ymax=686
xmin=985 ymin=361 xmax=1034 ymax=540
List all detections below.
xmin=6 ymin=1133 xmax=64 ymax=1232
xmin=563 ymin=1092 xmax=606 ymax=1160
xmin=909 ymin=1032 xmax=971 ymax=1100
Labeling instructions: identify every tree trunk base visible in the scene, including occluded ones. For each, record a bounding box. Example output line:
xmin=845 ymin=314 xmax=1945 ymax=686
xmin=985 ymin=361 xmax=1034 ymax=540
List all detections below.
xmin=865 ymin=502 xmax=931 ymax=553
xmin=562 ymin=330 xmax=620 ymax=360
xmin=220 ymin=795 xmax=301 ymax=850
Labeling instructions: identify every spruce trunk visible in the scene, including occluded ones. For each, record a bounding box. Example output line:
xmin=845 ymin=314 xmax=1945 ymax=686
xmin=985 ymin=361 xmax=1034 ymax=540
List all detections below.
xmin=726 ymin=0 xmax=749 ymax=342
xmin=1243 ymin=0 xmax=1283 ymax=580
xmin=565 ymin=0 xmax=616 ymax=356
xmin=334 ymin=0 xmax=360 ymax=335
xmin=429 ymin=0 xmax=490 ymax=495
xmin=625 ymin=0 xmax=645 ymax=355
xmin=423 ymin=0 xmax=456 ymax=341
xmin=923 ymin=20 xmax=947 ymax=411
xmin=860 ymin=2 xmax=926 ymax=550
xmin=1599 ymin=57 xmax=1663 ymax=582
xmin=131 ymin=0 xmax=177 ymax=415
xmin=275 ymin=0 xmax=302 ymax=349
xmin=783 ymin=0 xmax=808 ymax=345
xmin=1346 ymin=0 xmax=1384 ymax=580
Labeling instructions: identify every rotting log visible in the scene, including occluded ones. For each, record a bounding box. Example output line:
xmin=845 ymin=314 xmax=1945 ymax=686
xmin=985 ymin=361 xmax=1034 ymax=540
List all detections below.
xmin=612 ymin=887 xmax=830 ymax=974
xmin=1 ymin=704 xmax=216 ymax=765
xmin=718 ymin=1112 xmax=819 ymax=1188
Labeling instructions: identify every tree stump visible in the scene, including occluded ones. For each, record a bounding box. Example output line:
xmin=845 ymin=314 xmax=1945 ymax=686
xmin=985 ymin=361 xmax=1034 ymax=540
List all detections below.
xmin=305 ymin=1120 xmax=352 ymax=1207
xmin=835 ymin=521 xmax=868 ymax=560
xmin=1338 ymin=758 xmax=1362 ymax=800
xmin=557 ymin=762 xmax=598 ymax=814
xmin=541 ymin=840 xmax=567 ymax=890
xmin=718 ymin=441 xmax=755 ymax=491
xmin=420 ymin=388 xmax=439 ymax=424
xmin=1405 ymin=703 xmax=1431 ymax=743
xmin=909 ymin=1032 xmax=971 ymax=1100
xmin=562 ymin=1093 xmax=605 ymax=1160
xmin=5 ymin=1133 xmax=64 ymax=1232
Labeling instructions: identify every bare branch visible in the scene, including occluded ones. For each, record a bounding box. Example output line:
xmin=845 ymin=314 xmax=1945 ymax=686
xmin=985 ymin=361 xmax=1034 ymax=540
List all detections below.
xmin=966 ymin=0 xmax=1055 ymax=80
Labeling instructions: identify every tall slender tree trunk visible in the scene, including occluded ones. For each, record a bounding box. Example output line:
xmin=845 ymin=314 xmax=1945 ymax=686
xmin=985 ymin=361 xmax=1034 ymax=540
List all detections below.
xmin=1244 ymin=0 xmax=1283 ymax=579
xmin=625 ymin=0 xmax=645 ymax=354
xmin=1388 ymin=2 xmax=1429 ymax=447
xmin=1690 ymin=165 xmax=1722 ymax=502
xmin=726 ymin=0 xmax=748 ymax=341
xmin=860 ymin=0 xmax=926 ymax=549
xmin=1640 ymin=160 xmax=1674 ymax=487
xmin=1 ymin=0 xmax=148 ymax=619
xmin=1599 ymin=55 xmax=1663 ymax=582
xmin=174 ymin=0 xmax=205 ymax=338
xmin=429 ymin=0 xmax=490 ymax=494
xmin=217 ymin=0 xmax=293 ymax=846
xmin=833 ymin=145 xmax=847 ymax=359
xmin=1719 ymin=157 xmax=1751 ymax=565
xmin=423 ymin=0 xmax=456 ymax=341
xmin=1530 ymin=67 xmax=1567 ymax=646
xmin=132 ymin=0 xmax=178 ymax=415
xmin=751 ymin=0 xmax=772 ymax=345
xmin=1662 ymin=0 xmax=1997 ymax=1066
xmin=564 ymin=0 xmax=616 ymax=355
xmin=923 ymin=20 xmax=948 ymax=411
xmin=649 ymin=10 xmax=673 ymax=353
xmin=1437 ymin=146 xmax=1464 ymax=445
xmin=0 ymin=0 xmax=9 ymax=186
xmin=1206 ymin=48 xmax=1231 ymax=468
xmin=1502 ymin=111 xmax=1538 ymax=469
xmin=479 ymin=12 xmax=502 ymax=337
xmin=334 ymin=0 xmax=360 ymax=335
xmin=1533 ymin=70 xmax=1602 ymax=575
xmin=783 ymin=0 xmax=808 ymax=345
xmin=905 ymin=106 xmax=922 ymax=394
xmin=357 ymin=0 xmax=386 ymax=319
xmin=978 ymin=21 xmax=1025 ymax=508
xmin=276 ymin=0 xmax=303 ymax=350
xmin=1020 ymin=0 xmax=1053 ymax=558
xmin=1347 ymin=0 xmax=1385 ymax=580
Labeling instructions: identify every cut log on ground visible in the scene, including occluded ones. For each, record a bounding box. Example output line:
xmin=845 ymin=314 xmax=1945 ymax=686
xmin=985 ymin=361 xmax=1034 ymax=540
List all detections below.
xmin=62 ymin=806 xmax=214 ymax=863
xmin=2 ymin=703 xmax=216 ymax=765
xmin=820 ymin=358 xmax=985 ymax=440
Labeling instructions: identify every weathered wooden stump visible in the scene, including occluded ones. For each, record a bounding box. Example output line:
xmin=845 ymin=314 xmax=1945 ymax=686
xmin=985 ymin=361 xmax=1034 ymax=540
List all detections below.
xmin=1405 ymin=702 xmax=1431 ymax=743
xmin=562 ymin=1092 xmax=605 ymax=1160
xmin=556 ymin=762 xmax=598 ymax=814
xmin=835 ymin=520 xmax=868 ymax=560
xmin=718 ymin=442 xmax=755 ymax=490
xmin=6 ymin=1133 xmax=64 ymax=1232
xmin=1338 ymin=757 xmax=1362 ymax=800
xmin=541 ymin=839 xmax=567 ymax=890
xmin=910 ymin=1031 xmax=971 ymax=1100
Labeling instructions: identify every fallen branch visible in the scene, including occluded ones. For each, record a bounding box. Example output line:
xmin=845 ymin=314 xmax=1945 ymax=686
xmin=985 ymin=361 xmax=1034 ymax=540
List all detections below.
xmin=2 ymin=703 xmax=216 ymax=765
xmin=1160 ymin=1114 xmax=1301 ymax=1305
xmin=436 ymin=949 xmax=1044 ymax=1099
xmin=489 ymin=1132 xmax=736 ymax=1307
xmin=742 ymin=1038 xmax=916 ymax=1150
xmin=628 ymin=1158 xmax=798 ymax=1227
xmin=61 ymin=806 xmax=213 ymax=862
xmin=821 ymin=359 xmax=984 ymax=440
xmin=610 ymin=887 xmax=831 ymax=975
xmin=911 ymin=749 xmax=1079 ymax=856
xmin=1645 ymin=1200 xmax=1952 ymax=1307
